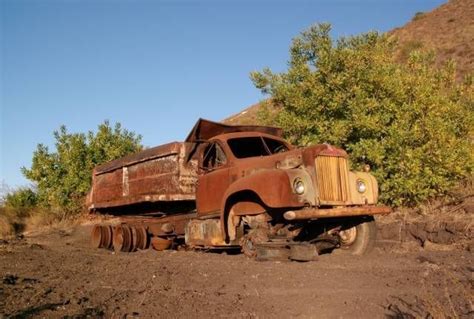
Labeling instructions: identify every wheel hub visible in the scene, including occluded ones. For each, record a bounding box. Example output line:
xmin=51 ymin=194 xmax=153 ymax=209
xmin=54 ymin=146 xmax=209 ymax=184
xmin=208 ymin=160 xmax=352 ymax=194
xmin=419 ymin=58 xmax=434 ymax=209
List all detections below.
xmin=240 ymin=228 xmax=268 ymax=257
xmin=339 ymin=227 xmax=357 ymax=246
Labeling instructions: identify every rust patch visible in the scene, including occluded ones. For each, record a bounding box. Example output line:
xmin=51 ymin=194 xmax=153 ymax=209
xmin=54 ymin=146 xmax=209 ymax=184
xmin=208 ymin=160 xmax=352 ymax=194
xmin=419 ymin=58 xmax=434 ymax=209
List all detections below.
xmin=185 ymin=219 xmax=241 ymax=247
xmin=89 ymin=142 xmax=198 ymax=210
xmin=283 ymin=205 xmax=392 ymax=220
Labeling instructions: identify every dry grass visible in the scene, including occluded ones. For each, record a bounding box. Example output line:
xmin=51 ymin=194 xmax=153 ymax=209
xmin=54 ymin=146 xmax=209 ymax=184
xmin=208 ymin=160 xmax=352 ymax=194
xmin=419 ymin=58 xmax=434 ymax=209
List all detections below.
xmin=0 ymin=207 xmax=24 ymax=238
xmin=390 ymin=0 xmax=473 ymax=81
xmin=0 ymin=206 xmax=81 ymax=239
xmin=0 ymin=214 xmax=15 ymax=238
xmin=222 ymin=102 xmax=264 ymax=126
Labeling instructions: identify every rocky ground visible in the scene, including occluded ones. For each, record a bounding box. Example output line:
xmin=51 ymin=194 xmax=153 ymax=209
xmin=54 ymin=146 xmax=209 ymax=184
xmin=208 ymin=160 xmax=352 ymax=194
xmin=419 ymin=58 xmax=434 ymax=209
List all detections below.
xmin=0 ymin=216 xmax=472 ymax=319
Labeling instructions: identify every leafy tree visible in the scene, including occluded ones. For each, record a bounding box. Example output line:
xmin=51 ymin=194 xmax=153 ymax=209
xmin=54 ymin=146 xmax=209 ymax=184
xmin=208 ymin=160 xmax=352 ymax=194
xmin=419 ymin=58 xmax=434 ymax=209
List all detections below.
xmin=22 ymin=121 xmax=142 ymax=213
xmin=251 ymin=23 xmax=473 ymax=206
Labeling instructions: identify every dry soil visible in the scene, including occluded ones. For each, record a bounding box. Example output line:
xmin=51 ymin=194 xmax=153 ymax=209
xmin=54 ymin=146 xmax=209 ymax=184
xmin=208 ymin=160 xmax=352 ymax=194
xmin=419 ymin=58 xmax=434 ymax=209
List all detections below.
xmin=0 ymin=225 xmax=472 ymax=318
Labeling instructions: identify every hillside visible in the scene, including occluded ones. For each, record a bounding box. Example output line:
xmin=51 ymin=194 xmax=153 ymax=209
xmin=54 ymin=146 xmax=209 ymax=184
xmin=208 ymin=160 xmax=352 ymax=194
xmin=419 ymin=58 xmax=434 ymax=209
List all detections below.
xmin=224 ymin=0 xmax=473 ymax=125
xmin=391 ymin=0 xmax=473 ymax=81
xmin=223 ymin=102 xmax=263 ymax=126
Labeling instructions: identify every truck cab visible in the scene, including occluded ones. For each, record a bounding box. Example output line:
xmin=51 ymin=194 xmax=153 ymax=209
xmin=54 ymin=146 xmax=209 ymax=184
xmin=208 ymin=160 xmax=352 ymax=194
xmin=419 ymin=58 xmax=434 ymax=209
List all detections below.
xmin=196 ymin=132 xmax=292 ymax=215
xmin=187 ymin=120 xmax=390 ymax=257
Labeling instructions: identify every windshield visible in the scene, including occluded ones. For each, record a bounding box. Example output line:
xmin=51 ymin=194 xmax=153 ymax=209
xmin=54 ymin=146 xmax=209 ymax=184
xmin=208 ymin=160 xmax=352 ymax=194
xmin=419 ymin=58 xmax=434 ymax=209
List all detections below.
xmin=227 ymin=137 xmax=288 ymax=159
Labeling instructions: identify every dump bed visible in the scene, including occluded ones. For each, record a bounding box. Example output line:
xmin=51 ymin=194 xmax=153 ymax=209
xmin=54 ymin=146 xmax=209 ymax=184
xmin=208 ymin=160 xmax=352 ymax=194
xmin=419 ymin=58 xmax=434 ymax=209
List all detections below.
xmin=88 ymin=142 xmax=198 ymax=210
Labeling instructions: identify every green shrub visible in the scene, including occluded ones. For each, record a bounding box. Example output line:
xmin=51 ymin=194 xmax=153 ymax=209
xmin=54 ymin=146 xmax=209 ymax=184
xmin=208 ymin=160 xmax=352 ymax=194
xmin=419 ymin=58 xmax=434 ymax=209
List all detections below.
xmin=251 ymin=23 xmax=473 ymax=206
xmin=412 ymin=12 xmax=425 ymax=21
xmin=1 ymin=187 xmax=38 ymax=236
xmin=4 ymin=187 xmax=38 ymax=209
xmin=22 ymin=121 xmax=142 ymax=214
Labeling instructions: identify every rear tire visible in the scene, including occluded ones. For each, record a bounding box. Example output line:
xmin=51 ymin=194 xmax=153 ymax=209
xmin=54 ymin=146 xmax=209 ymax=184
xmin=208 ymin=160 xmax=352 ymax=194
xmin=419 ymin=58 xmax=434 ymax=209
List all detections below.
xmin=337 ymin=216 xmax=376 ymax=255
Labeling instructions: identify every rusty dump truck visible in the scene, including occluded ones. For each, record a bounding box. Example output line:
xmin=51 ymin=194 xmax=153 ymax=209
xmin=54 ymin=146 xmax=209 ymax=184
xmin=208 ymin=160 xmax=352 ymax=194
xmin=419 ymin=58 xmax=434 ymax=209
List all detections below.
xmin=88 ymin=119 xmax=390 ymax=261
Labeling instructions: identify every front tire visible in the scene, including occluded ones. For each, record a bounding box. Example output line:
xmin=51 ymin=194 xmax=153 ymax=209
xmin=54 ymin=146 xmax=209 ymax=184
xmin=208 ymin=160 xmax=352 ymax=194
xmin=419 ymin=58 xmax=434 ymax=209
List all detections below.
xmin=337 ymin=216 xmax=376 ymax=255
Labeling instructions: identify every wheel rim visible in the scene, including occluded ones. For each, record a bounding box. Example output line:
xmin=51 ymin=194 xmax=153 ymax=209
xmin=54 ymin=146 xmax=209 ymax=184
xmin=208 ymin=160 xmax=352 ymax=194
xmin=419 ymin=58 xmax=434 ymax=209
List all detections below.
xmin=240 ymin=228 xmax=268 ymax=258
xmin=121 ymin=225 xmax=132 ymax=252
xmin=339 ymin=227 xmax=357 ymax=246
xmin=114 ymin=225 xmax=131 ymax=252
xmin=91 ymin=225 xmax=102 ymax=248
xmin=130 ymin=226 xmax=138 ymax=252
xmin=241 ymin=236 xmax=257 ymax=257
xmin=136 ymin=226 xmax=148 ymax=250
xmin=102 ymin=225 xmax=113 ymax=249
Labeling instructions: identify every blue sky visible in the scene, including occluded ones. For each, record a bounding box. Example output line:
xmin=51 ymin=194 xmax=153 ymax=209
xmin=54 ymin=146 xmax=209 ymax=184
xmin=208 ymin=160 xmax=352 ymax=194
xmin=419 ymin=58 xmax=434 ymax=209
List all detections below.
xmin=1 ymin=0 xmax=445 ymax=187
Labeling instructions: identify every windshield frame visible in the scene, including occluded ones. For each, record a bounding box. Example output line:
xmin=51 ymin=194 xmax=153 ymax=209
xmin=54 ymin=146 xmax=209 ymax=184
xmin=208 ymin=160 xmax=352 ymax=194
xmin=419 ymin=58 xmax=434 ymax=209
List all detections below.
xmin=226 ymin=135 xmax=289 ymax=159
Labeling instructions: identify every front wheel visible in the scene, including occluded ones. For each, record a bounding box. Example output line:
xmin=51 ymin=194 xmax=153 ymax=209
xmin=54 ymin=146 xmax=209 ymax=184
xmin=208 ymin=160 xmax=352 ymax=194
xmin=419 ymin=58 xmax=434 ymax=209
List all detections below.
xmin=240 ymin=228 xmax=268 ymax=258
xmin=336 ymin=216 xmax=376 ymax=255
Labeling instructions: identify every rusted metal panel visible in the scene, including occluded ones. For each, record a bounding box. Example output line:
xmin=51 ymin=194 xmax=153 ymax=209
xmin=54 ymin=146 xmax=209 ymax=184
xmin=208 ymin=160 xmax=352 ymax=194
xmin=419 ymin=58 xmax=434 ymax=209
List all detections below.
xmin=213 ymin=169 xmax=305 ymax=214
xmin=348 ymin=172 xmax=378 ymax=205
xmin=232 ymin=201 xmax=266 ymax=216
xmin=95 ymin=142 xmax=182 ymax=174
xmin=128 ymin=156 xmax=179 ymax=179
xmin=93 ymin=169 xmax=123 ymax=203
xmin=283 ymin=205 xmax=392 ymax=220
xmin=91 ymin=194 xmax=196 ymax=210
xmin=89 ymin=142 xmax=198 ymax=210
xmin=185 ymin=219 xmax=242 ymax=247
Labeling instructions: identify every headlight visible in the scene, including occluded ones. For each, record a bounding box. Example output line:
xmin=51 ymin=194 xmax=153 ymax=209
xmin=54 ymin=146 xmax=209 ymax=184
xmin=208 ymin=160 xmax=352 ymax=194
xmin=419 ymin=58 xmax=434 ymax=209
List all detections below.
xmin=356 ymin=179 xmax=367 ymax=193
xmin=293 ymin=179 xmax=305 ymax=195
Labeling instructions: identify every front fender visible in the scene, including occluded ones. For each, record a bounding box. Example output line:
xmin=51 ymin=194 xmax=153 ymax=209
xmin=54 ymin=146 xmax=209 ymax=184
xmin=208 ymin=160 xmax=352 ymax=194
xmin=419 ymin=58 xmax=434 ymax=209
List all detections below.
xmin=219 ymin=168 xmax=312 ymax=241
xmin=223 ymin=169 xmax=306 ymax=209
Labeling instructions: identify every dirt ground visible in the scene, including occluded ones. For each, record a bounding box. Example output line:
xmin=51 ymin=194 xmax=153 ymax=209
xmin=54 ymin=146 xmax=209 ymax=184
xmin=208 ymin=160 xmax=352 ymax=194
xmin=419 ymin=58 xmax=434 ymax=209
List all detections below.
xmin=0 ymin=224 xmax=472 ymax=318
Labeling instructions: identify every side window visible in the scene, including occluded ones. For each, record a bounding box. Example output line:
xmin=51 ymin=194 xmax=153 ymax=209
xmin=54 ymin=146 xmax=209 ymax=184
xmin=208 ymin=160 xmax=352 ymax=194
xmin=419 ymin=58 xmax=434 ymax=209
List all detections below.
xmin=202 ymin=143 xmax=226 ymax=169
xmin=263 ymin=137 xmax=288 ymax=154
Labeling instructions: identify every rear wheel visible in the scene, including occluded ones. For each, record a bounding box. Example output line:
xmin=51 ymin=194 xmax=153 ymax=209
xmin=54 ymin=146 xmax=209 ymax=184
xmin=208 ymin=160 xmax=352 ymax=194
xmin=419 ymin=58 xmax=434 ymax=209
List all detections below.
xmin=337 ymin=216 xmax=376 ymax=255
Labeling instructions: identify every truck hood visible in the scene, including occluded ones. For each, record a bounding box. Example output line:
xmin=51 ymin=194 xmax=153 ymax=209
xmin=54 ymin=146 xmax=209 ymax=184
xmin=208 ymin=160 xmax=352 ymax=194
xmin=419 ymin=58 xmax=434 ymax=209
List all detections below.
xmin=235 ymin=143 xmax=347 ymax=172
xmin=185 ymin=118 xmax=283 ymax=143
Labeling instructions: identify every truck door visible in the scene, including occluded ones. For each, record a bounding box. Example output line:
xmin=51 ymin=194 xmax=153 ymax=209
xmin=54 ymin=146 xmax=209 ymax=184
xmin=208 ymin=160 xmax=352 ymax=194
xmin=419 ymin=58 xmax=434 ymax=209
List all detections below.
xmin=196 ymin=142 xmax=230 ymax=216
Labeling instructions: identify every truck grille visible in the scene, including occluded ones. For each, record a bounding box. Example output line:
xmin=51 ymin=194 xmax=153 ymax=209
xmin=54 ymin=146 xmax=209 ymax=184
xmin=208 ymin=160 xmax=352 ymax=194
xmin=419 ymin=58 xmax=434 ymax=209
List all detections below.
xmin=314 ymin=156 xmax=349 ymax=203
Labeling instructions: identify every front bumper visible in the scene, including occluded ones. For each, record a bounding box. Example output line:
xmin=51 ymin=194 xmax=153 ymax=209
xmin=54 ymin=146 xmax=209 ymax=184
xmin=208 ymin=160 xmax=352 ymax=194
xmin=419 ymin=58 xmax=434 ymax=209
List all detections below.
xmin=283 ymin=205 xmax=392 ymax=221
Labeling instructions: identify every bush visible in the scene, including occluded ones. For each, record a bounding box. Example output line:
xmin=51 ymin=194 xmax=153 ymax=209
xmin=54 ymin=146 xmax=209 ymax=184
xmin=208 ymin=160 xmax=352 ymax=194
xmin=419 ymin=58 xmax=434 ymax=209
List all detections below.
xmin=251 ymin=24 xmax=473 ymax=206
xmin=398 ymin=40 xmax=424 ymax=62
xmin=412 ymin=12 xmax=425 ymax=21
xmin=4 ymin=187 xmax=38 ymax=211
xmin=22 ymin=121 xmax=142 ymax=214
